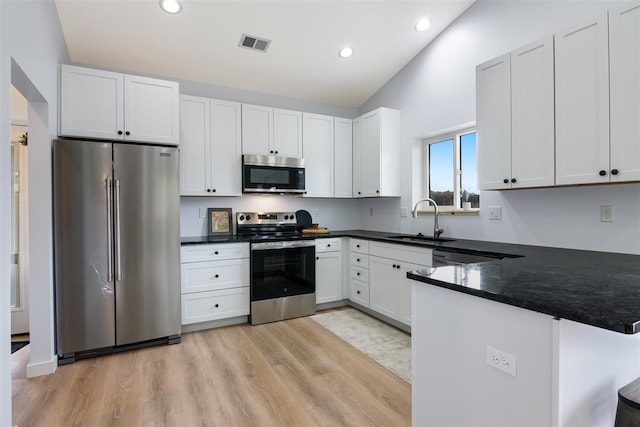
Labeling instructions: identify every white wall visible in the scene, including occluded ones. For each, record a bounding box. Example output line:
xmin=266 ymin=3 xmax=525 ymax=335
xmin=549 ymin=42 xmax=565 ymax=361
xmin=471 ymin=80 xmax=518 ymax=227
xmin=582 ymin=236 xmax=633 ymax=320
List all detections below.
xmin=1 ymin=0 xmax=69 ymax=424
xmin=357 ymin=0 xmax=640 ymax=255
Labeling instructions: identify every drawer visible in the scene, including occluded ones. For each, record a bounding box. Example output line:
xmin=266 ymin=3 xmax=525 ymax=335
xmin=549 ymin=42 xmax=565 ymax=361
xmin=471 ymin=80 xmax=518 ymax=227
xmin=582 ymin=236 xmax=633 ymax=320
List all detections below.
xmin=350 ymin=280 xmax=370 ymax=308
xmin=181 ymin=243 xmax=249 ymax=263
xmin=181 ymin=258 xmax=249 ymax=294
xmin=350 ymin=265 xmax=369 ymax=282
xmin=369 ymin=241 xmax=432 ymax=266
xmin=351 ymin=253 xmax=369 ymax=268
xmin=316 ymin=238 xmax=343 ymax=253
xmin=349 ymin=238 xmax=370 ymax=254
xmin=181 ymin=287 xmax=250 ymax=325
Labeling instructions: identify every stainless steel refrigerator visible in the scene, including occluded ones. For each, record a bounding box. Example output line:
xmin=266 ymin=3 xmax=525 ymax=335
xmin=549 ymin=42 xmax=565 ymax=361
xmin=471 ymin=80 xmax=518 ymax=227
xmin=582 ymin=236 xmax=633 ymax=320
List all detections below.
xmin=53 ymin=139 xmax=181 ymax=364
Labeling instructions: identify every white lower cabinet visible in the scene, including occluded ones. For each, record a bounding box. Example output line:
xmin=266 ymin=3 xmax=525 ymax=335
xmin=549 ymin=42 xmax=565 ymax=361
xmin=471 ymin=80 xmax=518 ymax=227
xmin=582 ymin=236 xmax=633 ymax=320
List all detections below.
xmin=315 ymin=238 xmax=343 ymax=304
xmin=182 ymin=287 xmax=250 ymax=324
xmin=180 ymin=243 xmax=250 ymax=325
xmin=369 ymin=242 xmax=432 ymax=326
xmin=348 ymin=238 xmax=370 ymax=307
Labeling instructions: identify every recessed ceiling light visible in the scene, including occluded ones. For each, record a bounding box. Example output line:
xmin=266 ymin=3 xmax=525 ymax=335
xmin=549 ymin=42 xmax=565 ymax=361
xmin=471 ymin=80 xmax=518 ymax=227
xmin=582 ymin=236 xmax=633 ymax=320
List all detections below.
xmin=160 ymin=0 xmax=182 ymax=14
xmin=415 ymin=17 xmax=431 ymax=32
xmin=338 ymin=46 xmax=354 ymax=59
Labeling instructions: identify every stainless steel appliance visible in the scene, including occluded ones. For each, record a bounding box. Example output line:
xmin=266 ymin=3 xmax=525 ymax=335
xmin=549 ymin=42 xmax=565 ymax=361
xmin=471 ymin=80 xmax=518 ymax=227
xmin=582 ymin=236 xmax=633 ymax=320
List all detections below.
xmin=53 ymin=139 xmax=181 ymax=364
xmin=236 ymin=212 xmax=316 ymax=325
xmin=242 ymin=154 xmax=305 ymax=194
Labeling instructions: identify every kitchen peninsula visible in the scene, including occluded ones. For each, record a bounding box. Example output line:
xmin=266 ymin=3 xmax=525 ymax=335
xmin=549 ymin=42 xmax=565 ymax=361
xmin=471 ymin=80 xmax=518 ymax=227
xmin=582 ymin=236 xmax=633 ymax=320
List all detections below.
xmin=406 ymin=241 xmax=640 ymax=427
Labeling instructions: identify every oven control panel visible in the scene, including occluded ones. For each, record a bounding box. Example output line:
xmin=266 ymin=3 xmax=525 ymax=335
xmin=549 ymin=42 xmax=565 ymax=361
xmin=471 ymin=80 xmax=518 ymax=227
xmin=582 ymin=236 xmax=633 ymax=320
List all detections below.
xmin=236 ymin=212 xmax=297 ymax=226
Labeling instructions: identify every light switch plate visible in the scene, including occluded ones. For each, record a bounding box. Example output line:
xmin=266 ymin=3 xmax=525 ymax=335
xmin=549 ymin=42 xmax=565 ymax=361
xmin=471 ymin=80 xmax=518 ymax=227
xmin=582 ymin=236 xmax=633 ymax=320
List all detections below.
xmin=199 ymin=208 xmax=206 ymax=218
xmin=400 ymin=207 xmax=409 ymax=218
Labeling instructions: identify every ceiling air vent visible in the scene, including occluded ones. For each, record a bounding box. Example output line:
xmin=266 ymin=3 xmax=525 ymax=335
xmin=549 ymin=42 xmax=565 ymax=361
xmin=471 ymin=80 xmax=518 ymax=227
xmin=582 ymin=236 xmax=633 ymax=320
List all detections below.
xmin=238 ymin=33 xmax=271 ymax=53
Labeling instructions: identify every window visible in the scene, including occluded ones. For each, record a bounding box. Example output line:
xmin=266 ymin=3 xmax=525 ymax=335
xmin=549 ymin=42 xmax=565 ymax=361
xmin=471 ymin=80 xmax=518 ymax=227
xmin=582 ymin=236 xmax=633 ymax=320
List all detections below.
xmin=425 ymin=127 xmax=479 ymax=210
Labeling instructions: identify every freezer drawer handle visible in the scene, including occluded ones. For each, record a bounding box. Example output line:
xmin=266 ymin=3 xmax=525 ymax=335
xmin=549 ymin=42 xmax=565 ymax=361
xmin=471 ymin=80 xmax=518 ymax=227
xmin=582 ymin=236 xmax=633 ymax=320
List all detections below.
xmin=115 ymin=179 xmax=122 ymax=281
xmin=106 ymin=179 xmax=114 ymax=283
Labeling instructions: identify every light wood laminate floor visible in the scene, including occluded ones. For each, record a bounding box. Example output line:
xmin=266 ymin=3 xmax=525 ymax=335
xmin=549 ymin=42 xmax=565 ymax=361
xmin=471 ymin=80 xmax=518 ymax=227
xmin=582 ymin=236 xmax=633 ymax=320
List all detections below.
xmin=12 ymin=315 xmax=410 ymax=426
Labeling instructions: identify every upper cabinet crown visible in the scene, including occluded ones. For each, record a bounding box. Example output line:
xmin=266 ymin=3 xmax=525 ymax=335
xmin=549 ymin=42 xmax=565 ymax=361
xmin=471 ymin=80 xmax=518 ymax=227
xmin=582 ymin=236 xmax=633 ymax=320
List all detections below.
xmin=241 ymin=104 xmax=302 ymax=158
xmin=59 ymin=64 xmax=180 ymax=145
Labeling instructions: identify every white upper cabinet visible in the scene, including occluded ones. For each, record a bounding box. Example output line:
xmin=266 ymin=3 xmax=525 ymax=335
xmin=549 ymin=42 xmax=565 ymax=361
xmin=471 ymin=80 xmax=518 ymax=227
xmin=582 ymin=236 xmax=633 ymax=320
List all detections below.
xmin=510 ymin=36 xmax=555 ymax=188
xmin=334 ymin=118 xmax=353 ymax=198
xmin=303 ymin=113 xmax=334 ymax=198
xmin=273 ymin=108 xmax=303 ymax=158
xmin=352 ymin=117 xmax=363 ymax=197
xmin=59 ymin=64 xmax=179 ymax=145
xmin=353 ymin=108 xmax=401 ymax=198
xmin=179 ymin=95 xmax=242 ymax=196
xmin=477 ymin=53 xmax=512 ymax=190
xmin=241 ymin=104 xmax=302 ymax=157
xmin=555 ymin=14 xmax=610 ymax=185
xmin=609 ymin=4 xmax=640 ymax=183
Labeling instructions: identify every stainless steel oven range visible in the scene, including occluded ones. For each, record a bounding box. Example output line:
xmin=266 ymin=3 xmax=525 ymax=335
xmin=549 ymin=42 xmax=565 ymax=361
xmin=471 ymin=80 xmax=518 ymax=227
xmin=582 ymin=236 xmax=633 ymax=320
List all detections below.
xmin=236 ymin=212 xmax=316 ymax=325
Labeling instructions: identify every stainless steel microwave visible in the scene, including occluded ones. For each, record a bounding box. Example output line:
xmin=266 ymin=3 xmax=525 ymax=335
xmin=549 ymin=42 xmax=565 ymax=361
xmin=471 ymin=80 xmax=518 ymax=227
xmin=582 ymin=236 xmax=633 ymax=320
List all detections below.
xmin=242 ymin=154 xmax=305 ymax=194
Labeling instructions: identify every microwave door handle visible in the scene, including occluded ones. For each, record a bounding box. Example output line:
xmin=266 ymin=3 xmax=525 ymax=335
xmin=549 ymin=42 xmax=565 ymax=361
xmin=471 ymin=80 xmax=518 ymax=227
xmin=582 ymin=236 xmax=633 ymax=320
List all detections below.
xmin=105 ymin=179 xmax=114 ymax=283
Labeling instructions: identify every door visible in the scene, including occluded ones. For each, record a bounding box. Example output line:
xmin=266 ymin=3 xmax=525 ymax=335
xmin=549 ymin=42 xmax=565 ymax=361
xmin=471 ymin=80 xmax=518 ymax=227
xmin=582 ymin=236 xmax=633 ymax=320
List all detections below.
xmin=179 ymin=95 xmax=210 ymax=195
xmin=124 ymin=74 xmax=179 ymax=145
xmin=609 ymin=4 xmax=640 ymax=183
xmin=59 ymin=64 xmax=123 ymax=141
xmin=303 ymin=113 xmax=334 ymax=198
xmin=10 ymin=139 xmax=28 ymax=334
xmin=361 ymin=111 xmax=381 ymax=197
xmin=273 ymin=108 xmax=303 ymax=157
xmin=54 ymin=139 xmax=115 ymax=354
xmin=241 ymin=104 xmax=273 ymax=155
xmin=476 ymin=53 xmax=512 ymax=190
xmin=113 ymin=144 xmax=181 ymax=346
xmin=511 ymin=36 xmax=555 ymax=188
xmin=210 ymin=99 xmax=242 ymax=195
xmin=555 ymin=14 xmax=610 ymax=185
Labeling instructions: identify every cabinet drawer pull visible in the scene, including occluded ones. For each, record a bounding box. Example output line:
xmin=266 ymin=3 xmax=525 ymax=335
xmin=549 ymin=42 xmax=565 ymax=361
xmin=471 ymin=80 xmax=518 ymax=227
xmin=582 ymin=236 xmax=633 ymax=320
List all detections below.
xmin=357 ymin=272 xmax=361 ymax=276
xmin=357 ymin=258 xmax=361 ymax=262
xmin=356 ymin=244 xmax=360 ymax=248
xmin=327 ymin=244 xmax=331 ymax=247
xmin=211 ymin=303 xmax=220 ymax=310
xmin=356 ymin=290 xmax=361 ymax=295
xmin=316 ymin=256 xmax=319 ymax=260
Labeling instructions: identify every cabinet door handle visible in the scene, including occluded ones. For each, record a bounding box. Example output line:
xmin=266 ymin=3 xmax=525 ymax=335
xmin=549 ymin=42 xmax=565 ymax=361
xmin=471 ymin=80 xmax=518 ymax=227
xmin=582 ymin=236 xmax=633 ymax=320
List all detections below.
xmin=599 ymin=170 xmax=607 ymax=176
xmin=327 ymin=244 xmax=331 ymax=247
xmin=393 ymin=264 xmax=397 ymax=268
xmin=215 ymin=274 xmax=219 ymax=278
xmin=207 ymin=189 xmax=211 ymax=192
xmin=215 ymin=251 xmax=219 ymax=255
xmin=611 ymin=169 xmax=619 ymax=175
xmin=503 ymin=178 xmax=509 ymax=184
xmin=125 ymin=131 xmax=130 ymax=136
xmin=275 ymin=150 xmax=279 ymax=154
xmin=356 ymin=290 xmax=361 ymax=295
xmin=211 ymin=304 xmax=219 ymax=309
xmin=316 ymin=257 xmax=319 ymax=260
xmin=117 ymin=130 xmax=123 ymax=135
xmin=511 ymin=178 xmax=517 ymax=183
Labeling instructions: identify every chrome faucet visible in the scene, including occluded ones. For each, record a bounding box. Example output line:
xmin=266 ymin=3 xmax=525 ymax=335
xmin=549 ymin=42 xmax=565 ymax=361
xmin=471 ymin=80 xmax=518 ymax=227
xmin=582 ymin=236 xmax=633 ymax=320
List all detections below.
xmin=412 ymin=197 xmax=444 ymax=239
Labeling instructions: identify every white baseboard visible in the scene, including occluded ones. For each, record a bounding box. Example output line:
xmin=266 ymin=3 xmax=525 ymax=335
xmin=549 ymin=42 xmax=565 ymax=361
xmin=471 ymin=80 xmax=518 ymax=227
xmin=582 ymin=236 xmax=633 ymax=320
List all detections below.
xmin=26 ymin=356 xmax=57 ymax=378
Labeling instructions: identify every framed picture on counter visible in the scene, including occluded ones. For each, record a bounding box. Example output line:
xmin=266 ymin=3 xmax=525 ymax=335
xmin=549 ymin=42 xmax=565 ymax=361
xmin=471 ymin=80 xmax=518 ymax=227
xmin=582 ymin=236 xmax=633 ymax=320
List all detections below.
xmin=207 ymin=208 xmax=232 ymax=236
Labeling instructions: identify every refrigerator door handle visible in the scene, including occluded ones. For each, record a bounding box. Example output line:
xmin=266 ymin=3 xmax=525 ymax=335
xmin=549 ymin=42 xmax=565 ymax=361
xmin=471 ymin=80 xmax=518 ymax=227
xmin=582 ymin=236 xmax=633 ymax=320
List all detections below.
xmin=115 ymin=179 xmax=122 ymax=282
xmin=106 ymin=179 xmax=114 ymax=283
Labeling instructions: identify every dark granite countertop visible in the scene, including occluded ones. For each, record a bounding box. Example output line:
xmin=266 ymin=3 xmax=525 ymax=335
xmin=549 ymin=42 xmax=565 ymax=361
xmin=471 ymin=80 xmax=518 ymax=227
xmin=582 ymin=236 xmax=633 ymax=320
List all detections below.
xmin=181 ymin=230 xmax=640 ymax=334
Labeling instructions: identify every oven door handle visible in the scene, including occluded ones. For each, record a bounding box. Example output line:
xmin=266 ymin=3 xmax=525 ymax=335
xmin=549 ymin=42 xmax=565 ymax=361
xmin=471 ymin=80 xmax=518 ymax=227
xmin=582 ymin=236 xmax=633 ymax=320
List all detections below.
xmin=251 ymin=240 xmax=316 ymax=251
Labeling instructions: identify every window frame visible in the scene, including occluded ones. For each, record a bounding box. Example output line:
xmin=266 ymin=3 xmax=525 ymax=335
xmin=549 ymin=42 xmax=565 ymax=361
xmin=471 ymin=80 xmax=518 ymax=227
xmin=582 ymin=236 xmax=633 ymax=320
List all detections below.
xmin=423 ymin=124 xmax=478 ymax=213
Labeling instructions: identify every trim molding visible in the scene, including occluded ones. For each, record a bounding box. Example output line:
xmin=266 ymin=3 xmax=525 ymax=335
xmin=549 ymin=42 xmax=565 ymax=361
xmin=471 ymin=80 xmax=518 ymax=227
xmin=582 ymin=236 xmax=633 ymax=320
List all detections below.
xmin=26 ymin=356 xmax=57 ymax=378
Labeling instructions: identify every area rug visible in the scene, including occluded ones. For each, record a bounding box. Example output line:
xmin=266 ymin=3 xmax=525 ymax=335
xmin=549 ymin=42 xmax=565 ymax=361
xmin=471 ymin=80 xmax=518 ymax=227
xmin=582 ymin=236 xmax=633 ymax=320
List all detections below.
xmin=11 ymin=341 xmax=29 ymax=354
xmin=311 ymin=308 xmax=411 ymax=383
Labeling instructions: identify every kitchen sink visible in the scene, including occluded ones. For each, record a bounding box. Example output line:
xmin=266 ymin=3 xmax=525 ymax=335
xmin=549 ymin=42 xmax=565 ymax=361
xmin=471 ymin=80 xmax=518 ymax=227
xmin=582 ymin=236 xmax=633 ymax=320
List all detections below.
xmin=388 ymin=234 xmax=457 ymax=243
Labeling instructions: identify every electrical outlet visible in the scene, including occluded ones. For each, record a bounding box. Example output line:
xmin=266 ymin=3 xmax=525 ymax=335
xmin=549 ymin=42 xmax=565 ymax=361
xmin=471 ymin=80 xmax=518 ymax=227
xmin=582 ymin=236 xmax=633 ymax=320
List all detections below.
xmin=199 ymin=208 xmax=206 ymax=218
xmin=486 ymin=346 xmax=517 ymax=376
xmin=488 ymin=206 xmax=502 ymax=220
xmin=600 ymin=204 xmax=613 ymax=222
xmin=400 ymin=207 xmax=409 ymax=218
xmin=314 ymin=208 xmax=320 ymax=218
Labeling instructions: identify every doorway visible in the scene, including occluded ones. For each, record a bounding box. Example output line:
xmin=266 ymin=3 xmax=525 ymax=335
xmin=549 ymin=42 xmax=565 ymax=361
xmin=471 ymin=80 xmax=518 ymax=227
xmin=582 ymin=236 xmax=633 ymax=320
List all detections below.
xmin=10 ymin=85 xmax=29 ymax=343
